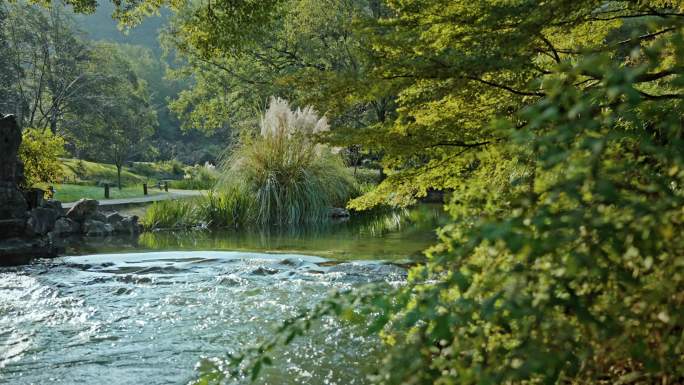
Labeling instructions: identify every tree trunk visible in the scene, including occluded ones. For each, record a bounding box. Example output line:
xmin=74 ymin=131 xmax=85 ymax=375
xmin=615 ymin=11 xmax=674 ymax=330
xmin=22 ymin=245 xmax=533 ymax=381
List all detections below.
xmin=116 ymin=164 xmax=122 ymax=190
xmin=49 ymin=106 xmax=57 ymax=134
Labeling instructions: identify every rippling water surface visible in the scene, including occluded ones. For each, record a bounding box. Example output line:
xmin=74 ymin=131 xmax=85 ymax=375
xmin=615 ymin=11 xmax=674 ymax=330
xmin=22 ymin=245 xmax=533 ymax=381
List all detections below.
xmin=1 ymin=251 xmax=408 ymax=384
xmin=1 ymin=206 xmax=446 ymax=384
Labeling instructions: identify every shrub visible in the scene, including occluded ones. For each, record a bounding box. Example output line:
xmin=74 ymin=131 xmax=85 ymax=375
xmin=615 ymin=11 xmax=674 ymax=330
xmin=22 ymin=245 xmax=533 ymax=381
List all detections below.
xmin=170 ymin=163 xmax=218 ymax=190
xmin=167 ymin=159 xmax=185 ymax=177
xmin=141 ymin=186 xmax=253 ymax=230
xmin=219 ymin=97 xmax=357 ymax=225
xmin=19 ymin=128 xmax=65 ymax=188
xmin=351 ymin=167 xmax=381 ymax=185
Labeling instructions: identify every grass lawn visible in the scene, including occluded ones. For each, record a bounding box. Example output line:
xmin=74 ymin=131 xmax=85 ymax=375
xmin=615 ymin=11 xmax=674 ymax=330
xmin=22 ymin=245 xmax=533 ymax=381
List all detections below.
xmin=53 ymin=183 xmax=163 ymax=203
xmin=60 ymin=158 xmax=148 ymax=186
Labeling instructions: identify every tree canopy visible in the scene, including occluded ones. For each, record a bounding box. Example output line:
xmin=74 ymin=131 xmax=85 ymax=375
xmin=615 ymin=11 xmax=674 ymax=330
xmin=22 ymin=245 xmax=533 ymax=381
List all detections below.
xmin=5 ymin=0 xmax=684 ymax=383
xmin=166 ymin=0 xmax=684 ymax=384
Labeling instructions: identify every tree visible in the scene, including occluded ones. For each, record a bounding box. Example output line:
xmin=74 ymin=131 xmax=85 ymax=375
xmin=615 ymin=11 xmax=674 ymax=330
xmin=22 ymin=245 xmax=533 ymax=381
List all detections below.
xmin=0 ymin=5 xmax=15 ymax=111
xmin=0 ymin=2 xmax=91 ymax=133
xmin=18 ymin=127 xmax=65 ymax=188
xmin=162 ymin=0 xmax=391 ymax=142
xmin=17 ymin=0 xmax=684 ymax=382
xmin=75 ymin=43 xmax=157 ymax=189
xmin=181 ymin=1 xmax=684 ymax=384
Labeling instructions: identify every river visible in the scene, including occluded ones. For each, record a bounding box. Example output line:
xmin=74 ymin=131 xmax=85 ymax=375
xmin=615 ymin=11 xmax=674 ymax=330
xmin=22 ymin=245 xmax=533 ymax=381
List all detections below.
xmin=0 ymin=205 xmax=446 ymax=384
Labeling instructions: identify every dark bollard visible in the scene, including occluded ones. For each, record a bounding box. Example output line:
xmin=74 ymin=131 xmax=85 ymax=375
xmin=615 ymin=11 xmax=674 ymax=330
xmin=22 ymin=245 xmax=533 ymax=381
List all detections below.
xmin=164 ymin=182 xmax=168 ymax=192
xmin=104 ymin=183 xmax=110 ymax=199
xmin=143 ymin=183 xmax=148 ymax=196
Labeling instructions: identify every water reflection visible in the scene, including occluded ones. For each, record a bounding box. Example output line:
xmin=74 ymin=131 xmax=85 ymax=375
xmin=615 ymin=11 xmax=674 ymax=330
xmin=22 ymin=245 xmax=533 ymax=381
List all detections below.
xmin=0 ymin=205 xmax=448 ymax=385
xmin=63 ymin=204 xmax=448 ymax=261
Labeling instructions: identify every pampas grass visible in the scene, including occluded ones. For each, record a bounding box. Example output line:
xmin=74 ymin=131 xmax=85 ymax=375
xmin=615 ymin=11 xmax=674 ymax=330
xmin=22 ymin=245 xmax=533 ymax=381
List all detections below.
xmin=143 ymin=98 xmax=357 ymax=230
xmin=219 ymin=97 xmax=356 ymax=225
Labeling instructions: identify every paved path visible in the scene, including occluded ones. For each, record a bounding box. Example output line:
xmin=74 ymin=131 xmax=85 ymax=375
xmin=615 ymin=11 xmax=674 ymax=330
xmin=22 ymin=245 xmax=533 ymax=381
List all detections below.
xmin=62 ymin=189 xmax=204 ymax=209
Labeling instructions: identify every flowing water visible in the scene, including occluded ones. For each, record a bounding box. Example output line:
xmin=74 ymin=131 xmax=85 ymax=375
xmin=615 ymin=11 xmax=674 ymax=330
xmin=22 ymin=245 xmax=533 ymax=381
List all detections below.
xmin=0 ymin=205 xmax=447 ymax=385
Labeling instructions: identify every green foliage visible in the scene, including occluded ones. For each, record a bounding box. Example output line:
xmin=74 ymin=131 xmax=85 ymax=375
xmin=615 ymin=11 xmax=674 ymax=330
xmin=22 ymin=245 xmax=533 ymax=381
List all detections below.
xmin=18 ymin=128 xmax=65 ymax=188
xmin=351 ymin=167 xmax=381 ymax=185
xmin=141 ymin=189 xmax=253 ymax=230
xmin=72 ymin=41 xmax=157 ymax=189
xmin=60 ymin=158 xmax=146 ymax=186
xmin=21 ymin=0 xmax=684 ymax=383
xmin=162 ymin=0 xmax=386 ymax=136
xmin=140 ymin=199 xmax=198 ymax=230
xmin=187 ymin=1 xmax=684 ymax=384
xmin=1 ymin=2 xmax=91 ymax=132
xmin=169 ymin=163 xmax=218 ymax=190
xmin=0 ymin=3 xmax=161 ymax=174
xmin=128 ymin=160 xmax=185 ymax=179
xmin=219 ymin=97 xmax=357 ymax=225
xmin=144 ymin=99 xmax=358 ymax=230
xmin=194 ymin=187 xmax=254 ymax=229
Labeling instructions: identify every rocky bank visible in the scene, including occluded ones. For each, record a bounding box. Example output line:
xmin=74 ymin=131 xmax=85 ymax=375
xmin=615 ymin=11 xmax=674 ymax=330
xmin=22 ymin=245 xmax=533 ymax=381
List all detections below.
xmin=0 ymin=114 xmax=141 ymax=266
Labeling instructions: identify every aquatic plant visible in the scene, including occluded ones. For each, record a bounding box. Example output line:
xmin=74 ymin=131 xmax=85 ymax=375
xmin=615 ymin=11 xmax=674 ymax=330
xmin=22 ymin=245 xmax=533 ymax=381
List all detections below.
xmin=140 ymin=199 xmax=199 ymax=230
xmin=141 ymin=187 xmax=253 ymax=230
xmin=194 ymin=186 xmax=254 ymax=228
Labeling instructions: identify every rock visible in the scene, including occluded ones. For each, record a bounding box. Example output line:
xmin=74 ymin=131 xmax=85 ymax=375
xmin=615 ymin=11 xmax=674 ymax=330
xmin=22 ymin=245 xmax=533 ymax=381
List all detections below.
xmin=0 ymin=184 xmax=28 ymax=224
xmin=41 ymin=199 xmax=63 ymax=211
xmin=0 ymin=115 xmax=22 ymax=184
xmin=83 ymin=219 xmax=113 ymax=237
xmin=0 ymin=116 xmax=27 ymax=224
xmin=52 ymin=217 xmax=79 ymax=237
xmin=24 ymin=188 xmax=45 ymax=209
xmin=26 ymin=207 xmax=61 ymax=235
xmin=114 ymin=215 xmax=141 ymax=235
xmin=105 ymin=212 xmax=124 ymax=224
xmin=330 ymin=207 xmax=350 ymax=218
xmin=66 ymin=199 xmax=99 ymax=222
xmin=0 ymin=237 xmax=59 ymax=266
xmin=91 ymin=211 xmax=107 ymax=223
xmin=14 ymin=159 xmax=25 ymax=189
xmin=0 ymin=219 xmax=26 ymax=238
xmin=0 ymin=114 xmax=61 ymax=266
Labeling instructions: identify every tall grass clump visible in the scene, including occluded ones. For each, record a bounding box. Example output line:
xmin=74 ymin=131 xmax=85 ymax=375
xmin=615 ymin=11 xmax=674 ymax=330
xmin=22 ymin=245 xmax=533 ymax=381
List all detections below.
xmin=141 ymin=199 xmax=198 ymax=230
xmin=219 ymin=97 xmax=357 ymax=226
xmin=195 ymin=186 xmax=254 ymax=228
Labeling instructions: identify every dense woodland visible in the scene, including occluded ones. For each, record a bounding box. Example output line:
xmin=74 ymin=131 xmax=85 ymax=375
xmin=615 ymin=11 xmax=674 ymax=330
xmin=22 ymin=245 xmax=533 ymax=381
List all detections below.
xmin=0 ymin=1 xmax=227 ymax=168
xmin=3 ymin=0 xmax=684 ymax=384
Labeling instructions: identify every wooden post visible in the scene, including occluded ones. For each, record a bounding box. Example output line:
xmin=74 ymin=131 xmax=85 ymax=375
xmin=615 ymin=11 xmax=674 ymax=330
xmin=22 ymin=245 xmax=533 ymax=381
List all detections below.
xmin=143 ymin=183 xmax=148 ymax=196
xmin=104 ymin=183 xmax=110 ymax=199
